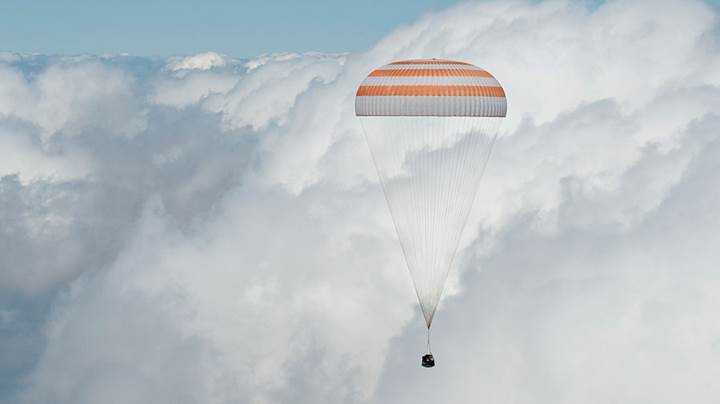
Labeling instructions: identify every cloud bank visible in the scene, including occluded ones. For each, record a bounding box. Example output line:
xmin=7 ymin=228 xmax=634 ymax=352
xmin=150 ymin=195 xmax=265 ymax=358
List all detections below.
xmin=1 ymin=0 xmax=719 ymax=403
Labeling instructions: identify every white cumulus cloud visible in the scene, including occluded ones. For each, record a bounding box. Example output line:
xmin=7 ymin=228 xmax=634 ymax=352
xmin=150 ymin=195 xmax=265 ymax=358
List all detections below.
xmin=165 ymin=52 xmax=229 ymax=72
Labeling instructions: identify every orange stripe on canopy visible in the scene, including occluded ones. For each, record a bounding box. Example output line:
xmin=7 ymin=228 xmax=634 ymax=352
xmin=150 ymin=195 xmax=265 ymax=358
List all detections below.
xmin=389 ymin=60 xmax=471 ymax=65
xmin=356 ymin=85 xmax=506 ymax=97
xmin=369 ymin=69 xmax=493 ymax=77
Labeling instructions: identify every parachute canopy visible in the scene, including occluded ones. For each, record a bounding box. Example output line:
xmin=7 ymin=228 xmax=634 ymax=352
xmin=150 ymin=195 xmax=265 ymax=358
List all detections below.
xmin=356 ymin=59 xmax=506 ymax=117
xmin=355 ymin=59 xmax=506 ymax=328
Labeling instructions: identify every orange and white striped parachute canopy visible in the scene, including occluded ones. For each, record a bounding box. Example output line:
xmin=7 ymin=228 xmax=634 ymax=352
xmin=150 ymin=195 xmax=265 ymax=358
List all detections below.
xmin=355 ymin=59 xmax=506 ymax=117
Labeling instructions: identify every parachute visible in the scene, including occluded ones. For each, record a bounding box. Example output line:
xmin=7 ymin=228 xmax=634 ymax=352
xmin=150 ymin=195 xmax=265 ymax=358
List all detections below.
xmin=355 ymin=59 xmax=507 ymax=366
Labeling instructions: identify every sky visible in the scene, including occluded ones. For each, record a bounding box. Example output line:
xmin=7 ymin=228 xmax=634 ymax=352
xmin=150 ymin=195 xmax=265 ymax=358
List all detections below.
xmin=4 ymin=0 xmax=717 ymax=56
xmin=1 ymin=0 xmax=720 ymax=403
xmin=0 ymin=0 xmax=460 ymax=56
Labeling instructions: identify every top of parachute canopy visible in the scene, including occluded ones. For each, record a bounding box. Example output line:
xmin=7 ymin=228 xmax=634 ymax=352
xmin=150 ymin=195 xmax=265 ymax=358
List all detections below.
xmin=355 ymin=59 xmax=506 ymax=117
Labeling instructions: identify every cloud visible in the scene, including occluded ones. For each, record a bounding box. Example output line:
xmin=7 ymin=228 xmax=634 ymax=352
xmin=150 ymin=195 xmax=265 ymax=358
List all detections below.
xmin=0 ymin=124 xmax=89 ymax=182
xmin=150 ymin=69 xmax=240 ymax=108
xmin=203 ymin=52 xmax=346 ymax=131
xmin=165 ymin=52 xmax=230 ymax=72
xmin=1 ymin=0 xmax=720 ymax=403
xmin=0 ymin=61 xmax=147 ymax=142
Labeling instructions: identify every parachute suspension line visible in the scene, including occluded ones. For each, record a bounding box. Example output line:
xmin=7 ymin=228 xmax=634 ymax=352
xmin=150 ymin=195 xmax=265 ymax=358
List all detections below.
xmin=432 ymin=118 xmax=501 ymax=310
xmin=359 ymin=117 xmax=414 ymax=292
xmin=361 ymin=117 xmax=501 ymax=328
xmin=426 ymin=327 xmax=432 ymax=354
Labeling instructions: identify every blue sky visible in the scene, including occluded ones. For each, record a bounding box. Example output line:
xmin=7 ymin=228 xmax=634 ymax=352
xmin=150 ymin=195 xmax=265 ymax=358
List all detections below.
xmin=2 ymin=0 xmax=718 ymax=57
xmin=0 ymin=0 xmax=460 ymax=57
